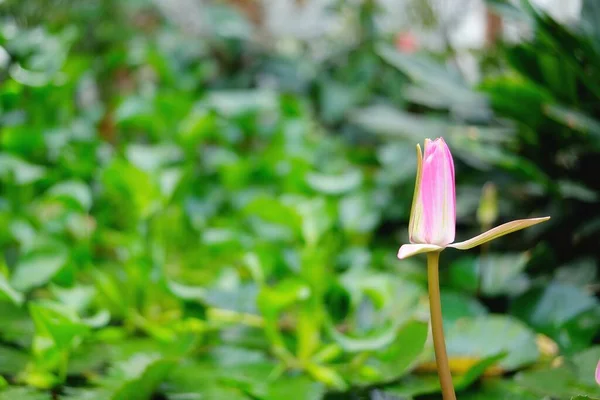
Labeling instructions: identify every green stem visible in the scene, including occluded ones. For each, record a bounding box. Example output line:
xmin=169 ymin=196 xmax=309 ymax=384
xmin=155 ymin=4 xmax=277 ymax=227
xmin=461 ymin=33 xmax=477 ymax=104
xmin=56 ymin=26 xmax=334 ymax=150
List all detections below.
xmin=427 ymin=251 xmax=456 ymax=400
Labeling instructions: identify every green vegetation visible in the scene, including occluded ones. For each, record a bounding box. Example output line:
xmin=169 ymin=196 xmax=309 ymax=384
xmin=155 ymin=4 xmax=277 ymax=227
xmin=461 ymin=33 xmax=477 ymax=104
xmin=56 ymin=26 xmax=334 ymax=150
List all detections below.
xmin=0 ymin=0 xmax=598 ymax=399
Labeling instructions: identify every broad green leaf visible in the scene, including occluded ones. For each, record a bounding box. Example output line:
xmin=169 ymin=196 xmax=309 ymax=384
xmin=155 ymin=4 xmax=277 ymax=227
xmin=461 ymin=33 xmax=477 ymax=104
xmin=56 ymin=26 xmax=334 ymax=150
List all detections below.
xmin=445 ymin=315 xmax=539 ymax=370
xmin=126 ymin=143 xmax=183 ymax=172
xmin=266 ymin=374 xmax=325 ymax=400
xmin=447 ymin=256 xmax=479 ymax=294
xmin=515 ymin=347 xmax=600 ymax=398
xmin=205 ymin=90 xmax=277 ymax=116
xmin=166 ymin=280 xmax=207 ymax=302
xmin=292 ymin=196 xmax=332 ymax=246
xmin=383 ymin=353 xmax=505 ymax=397
xmin=478 ymin=253 xmax=530 ymax=296
xmin=165 ymin=361 xmax=253 ymax=400
xmin=351 ymin=104 xmax=446 ymax=141
xmin=101 ymin=159 xmax=161 ymax=221
xmin=460 ymin=378 xmax=541 ymax=400
xmin=326 ymin=317 xmax=412 ymax=354
xmin=0 ymin=154 xmax=46 ymax=184
xmin=480 ymin=75 xmax=554 ymax=128
xmin=571 ymin=346 xmax=600 ymax=388
xmin=243 ymin=195 xmax=302 ymax=237
xmin=0 ymin=388 xmax=51 ymax=400
xmin=305 ymin=169 xmax=363 ymax=195
xmin=341 ymin=320 xmax=429 ymax=386
xmin=511 ymin=283 xmax=600 ymax=352
xmin=46 ymin=180 xmax=92 ymax=211
xmin=0 ymin=273 xmax=24 ymax=305
xmin=11 ymin=247 xmax=68 ymax=292
xmin=455 ymin=353 xmax=506 ymax=389
xmin=318 ymin=79 xmax=360 ymax=123
xmin=554 ymin=258 xmax=597 ymax=287
xmin=377 ymin=45 xmax=490 ymax=120
xmin=110 ymin=355 xmax=176 ymax=400
xmin=440 ymin=291 xmax=487 ymax=328
xmin=339 ymin=271 xmax=423 ymax=323
xmin=557 ymin=180 xmax=599 ymax=202
xmin=257 ymin=279 xmax=311 ymax=316
xmin=49 ymin=284 xmax=95 ymax=313
xmin=377 ymin=45 xmax=469 ymax=95
xmin=0 ymin=345 xmax=28 ymax=374
xmin=62 ymin=388 xmax=112 ymax=400
xmin=0 ymin=301 xmax=35 ymax=347
xmin=30 ymin=301 xmax=89 ymax=351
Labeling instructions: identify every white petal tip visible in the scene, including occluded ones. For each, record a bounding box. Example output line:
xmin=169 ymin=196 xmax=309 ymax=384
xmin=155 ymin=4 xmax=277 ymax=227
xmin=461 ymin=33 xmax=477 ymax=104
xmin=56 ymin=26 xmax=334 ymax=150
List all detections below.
xmin=397 ymin=244 xmax=443 ymax=260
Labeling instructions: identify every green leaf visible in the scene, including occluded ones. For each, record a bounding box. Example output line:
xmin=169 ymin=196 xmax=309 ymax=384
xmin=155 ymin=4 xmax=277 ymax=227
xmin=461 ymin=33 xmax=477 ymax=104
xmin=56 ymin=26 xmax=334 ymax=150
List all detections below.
xmin=257 ymin=279 xmax=311 ymax=316
xmin=339 ymin=193 xmax=380 ymax=234
xmin=327 ymin=317 xmax=423 ymax=354
xmin=29 ymin=301 xmax=89 ymax=365
xmin=266 ymin=374 xmax=326 ymax=400
xmin=164 ymin=360 xmax=254 ymax=400
xmin=557 ymin=180 xmax=599 ymax=202
xmin=445 ymin=315 xmax=539 ymax=370
xmin=11 ymin=247 xmax=69 ymax=292
xmin=447 ymin=256 xmax=479 ymax=294
xmin=460 ymin=378 xmax=541 ymax=400
xmin=305 ymin=169 xmax=363 ymax=195
xmin=440 ymin=291 xmax=487 ymax=328
xmin=243 ymin=195 xmax=302 ymax=238
xmin=351 ymin=104 xmax=445 ymax=141
xmin=0 ymin=345 xmax=29 ymax=374
xmin=341 ymin=320 xmax=429 ymax=386
xmin=511 ymin=283 xmax=600 ymax=352
xmin=478 ymin=252 xmax=530 ymax=296
xmin=62 ymin=388 xmax=112 ymax=400
xmin=0 ymin=301 xmax=35 ymax=347
xmin=205 ymin=90 xmax=278 ymax=116
xmin=110 ymin=355 xmax=176 ymax=400
xmin=554 ymin=258 xmax=597 ymax=287
xmin=0 ymin=388 xmax=51 ymax=400
xmin=455 ymin=353 xmax=506 ymax=390
xmin=0 ymin=273 xmax=24 ymax=305
xmin=383 ymin=353 xmax=505 ymax=397
xmin=377 ymin=45 xmax=470 ymax=96
xmin=480 ymin=76 xmax=554 ymax=128
xmin=515 ymin=347 xmax=600 ymax=398
xmin=101 ymin=159 xmax=161 ymax=221
xmin=318 ymin=79 xmax=360 ymax=124
xmin=46 ymin=180 xmax=93 ymax=211
xmin=544 ymin=104 xmax=600 ymax=140
xmin=0 ymin=154 xmax=46 ymax=184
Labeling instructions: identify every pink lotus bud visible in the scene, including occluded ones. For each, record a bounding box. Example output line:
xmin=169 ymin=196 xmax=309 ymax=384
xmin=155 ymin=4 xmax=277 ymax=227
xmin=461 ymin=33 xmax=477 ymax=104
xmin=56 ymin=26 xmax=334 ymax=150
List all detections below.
xmin=398 ymin=137 xmax=549 ymax=260
xmin=409 ymin=138 xmax=456 ymax=247
xmin=596 ymin=359 xmax=600 ymax=385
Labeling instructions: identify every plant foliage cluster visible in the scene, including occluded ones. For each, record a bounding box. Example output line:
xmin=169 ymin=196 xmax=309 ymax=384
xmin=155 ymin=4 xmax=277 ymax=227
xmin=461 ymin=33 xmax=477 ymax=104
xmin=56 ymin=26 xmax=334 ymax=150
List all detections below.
xmin=0 ymin=0 xmax=598 ymax=399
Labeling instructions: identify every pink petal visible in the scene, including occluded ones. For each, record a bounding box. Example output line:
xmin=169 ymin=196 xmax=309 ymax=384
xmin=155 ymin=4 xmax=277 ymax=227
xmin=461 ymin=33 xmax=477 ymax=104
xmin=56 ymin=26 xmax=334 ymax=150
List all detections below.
xmin=448 ymin=217 xmax=550 ymax=250
xmin=409 ymin=138 xmax=455 ymax=246
xmin=596 ymin=359 xmax=600 ymax=385
xmin=397 ymin=243 xmax=443 ymax=259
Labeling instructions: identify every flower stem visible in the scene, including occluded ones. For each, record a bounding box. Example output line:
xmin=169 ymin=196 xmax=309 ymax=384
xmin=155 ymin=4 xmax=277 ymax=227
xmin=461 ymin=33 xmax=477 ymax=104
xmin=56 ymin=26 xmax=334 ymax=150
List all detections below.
xmin=427 ymin=251 xmax=456 ymax=400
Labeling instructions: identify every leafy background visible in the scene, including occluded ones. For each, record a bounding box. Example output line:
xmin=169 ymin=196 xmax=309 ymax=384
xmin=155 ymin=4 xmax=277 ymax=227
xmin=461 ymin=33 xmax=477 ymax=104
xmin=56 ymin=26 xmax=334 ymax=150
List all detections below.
xmin=0 ymin=0 xmax=599 ymax=399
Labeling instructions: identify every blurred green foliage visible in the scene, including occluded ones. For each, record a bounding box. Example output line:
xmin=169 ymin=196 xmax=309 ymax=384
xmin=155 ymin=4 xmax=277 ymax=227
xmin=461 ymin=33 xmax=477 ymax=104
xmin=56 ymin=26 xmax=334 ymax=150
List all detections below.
xmin=0 ymin=0 xmax=598 ymax=399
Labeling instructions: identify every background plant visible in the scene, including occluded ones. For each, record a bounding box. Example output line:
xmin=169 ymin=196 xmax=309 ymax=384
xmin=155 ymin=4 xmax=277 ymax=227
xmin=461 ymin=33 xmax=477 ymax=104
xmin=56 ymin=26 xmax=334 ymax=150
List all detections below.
xmin=0 ymin=0 xmax=598 ymax=399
